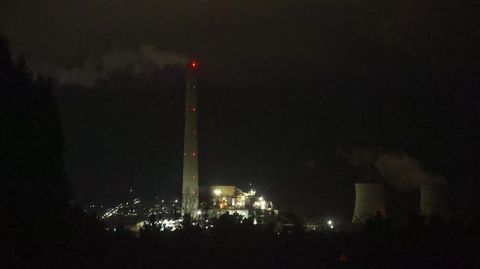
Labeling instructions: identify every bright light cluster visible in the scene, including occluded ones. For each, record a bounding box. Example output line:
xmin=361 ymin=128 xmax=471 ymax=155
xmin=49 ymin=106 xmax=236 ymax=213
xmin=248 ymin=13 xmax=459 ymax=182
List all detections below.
xmin=158 ymin=219 xmax=181 ymax=231
xmin=102 ymin=206 xmax=120 ymax=219
xmin=253 ymin=196 xmax=268 ymax=210
xmin=327 ymin=219 xmax=334 ymax=229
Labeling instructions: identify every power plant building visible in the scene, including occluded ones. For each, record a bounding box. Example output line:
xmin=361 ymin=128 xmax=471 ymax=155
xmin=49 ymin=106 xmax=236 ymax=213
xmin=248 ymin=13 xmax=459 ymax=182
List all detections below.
xmin=199 ymin=185 xmax=277 ymax=223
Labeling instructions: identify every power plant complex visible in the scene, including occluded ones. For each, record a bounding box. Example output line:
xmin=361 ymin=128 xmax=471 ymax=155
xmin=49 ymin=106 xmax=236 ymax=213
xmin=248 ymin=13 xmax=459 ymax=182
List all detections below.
xmin=97 ymin=61 xmax=450 ymax=231
xmin=98 ymin=61 xmax=278 ymax=232
xmin=180 ymin=61 xmax=450 ymax=225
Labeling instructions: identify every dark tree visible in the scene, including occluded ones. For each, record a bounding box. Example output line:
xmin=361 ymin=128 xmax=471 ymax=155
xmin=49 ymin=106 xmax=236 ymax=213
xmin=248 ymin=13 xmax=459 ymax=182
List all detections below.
xmin=0 ymin=36 xmax=71 ymax=238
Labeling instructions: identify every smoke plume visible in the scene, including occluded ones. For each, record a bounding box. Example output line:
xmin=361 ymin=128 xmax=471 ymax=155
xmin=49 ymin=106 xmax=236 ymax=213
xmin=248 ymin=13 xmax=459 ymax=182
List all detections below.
xmin=44 ymin=45 xmax=187 ymax=87
xmin=374 ymin=152 xmax=446 ymax=191
xmin=345 ymin=148 xmax=446 ymax=191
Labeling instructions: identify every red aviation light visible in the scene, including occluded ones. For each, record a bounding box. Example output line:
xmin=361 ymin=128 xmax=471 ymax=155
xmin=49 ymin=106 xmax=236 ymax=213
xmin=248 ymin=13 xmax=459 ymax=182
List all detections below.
xmin=188 ymin=61 xmax=198 ymax=70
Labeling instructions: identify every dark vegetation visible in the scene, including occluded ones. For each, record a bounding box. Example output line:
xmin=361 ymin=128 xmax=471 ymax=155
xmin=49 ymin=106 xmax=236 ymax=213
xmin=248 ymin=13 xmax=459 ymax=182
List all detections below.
xmin=1 ymin=37 xmax=480 ymax=269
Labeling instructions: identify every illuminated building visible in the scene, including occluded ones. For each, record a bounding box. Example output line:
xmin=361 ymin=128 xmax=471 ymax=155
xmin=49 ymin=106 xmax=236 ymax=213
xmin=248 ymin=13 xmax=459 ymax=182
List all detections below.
xmin=199 ymin=185 xmax=277 ymax=224
xmin=181 ymin=61 xmax=200 ymax=217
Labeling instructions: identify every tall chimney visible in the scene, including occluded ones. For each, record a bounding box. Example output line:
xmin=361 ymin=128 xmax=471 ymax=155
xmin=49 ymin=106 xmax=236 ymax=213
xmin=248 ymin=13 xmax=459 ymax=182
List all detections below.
xmin=352 ymin=183 xmax=386 ymax=223
xmin=181 ymin=61 xmax=199 ymax=217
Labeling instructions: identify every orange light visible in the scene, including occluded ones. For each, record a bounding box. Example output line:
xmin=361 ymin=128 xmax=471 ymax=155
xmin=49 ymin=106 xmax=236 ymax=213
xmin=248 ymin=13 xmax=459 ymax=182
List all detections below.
xmin=192 ymin=152 xmax=197 ymax=157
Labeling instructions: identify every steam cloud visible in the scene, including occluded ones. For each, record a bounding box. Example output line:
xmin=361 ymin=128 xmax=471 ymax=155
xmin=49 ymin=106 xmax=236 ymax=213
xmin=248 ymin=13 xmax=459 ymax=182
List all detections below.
xmin=375 ymin=152 xmax=446 ymax=191
xmin=346 ymin=149 xmax=446 ymax=191
xmin=45 ymin=45 xmax=188 ymax=87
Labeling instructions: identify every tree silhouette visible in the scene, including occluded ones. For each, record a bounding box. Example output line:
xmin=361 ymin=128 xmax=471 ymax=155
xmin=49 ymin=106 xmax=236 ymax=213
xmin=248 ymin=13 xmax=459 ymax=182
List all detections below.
xmin=0 ymin=36 xmax=71 ymax=240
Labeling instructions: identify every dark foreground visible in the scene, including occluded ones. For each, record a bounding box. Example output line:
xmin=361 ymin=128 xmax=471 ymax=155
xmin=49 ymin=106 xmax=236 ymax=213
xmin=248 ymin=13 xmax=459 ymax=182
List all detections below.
xmin=3 ymin=211 xmax=480 ymax=269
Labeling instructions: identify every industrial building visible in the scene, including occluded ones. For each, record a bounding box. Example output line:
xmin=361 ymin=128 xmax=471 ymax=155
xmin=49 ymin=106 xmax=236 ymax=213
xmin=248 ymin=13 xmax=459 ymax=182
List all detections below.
xmin=198 ymin=185 xmax=278 ymax=224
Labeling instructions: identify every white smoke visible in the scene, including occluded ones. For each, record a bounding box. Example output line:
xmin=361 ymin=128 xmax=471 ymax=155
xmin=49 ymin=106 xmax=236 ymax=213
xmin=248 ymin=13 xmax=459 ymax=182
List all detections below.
xmin=374 ymin=152 xmax=446 ymax=191
xmin=345 ymin=148 xmax=446 ymax=191
xmin=46 ymin=45 xmax=187 ymax=87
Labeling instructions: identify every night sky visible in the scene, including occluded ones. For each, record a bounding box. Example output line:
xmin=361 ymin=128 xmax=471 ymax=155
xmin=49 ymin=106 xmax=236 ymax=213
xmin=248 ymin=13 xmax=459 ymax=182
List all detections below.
xmin=1 ymin=0 xmax=479 ymax=219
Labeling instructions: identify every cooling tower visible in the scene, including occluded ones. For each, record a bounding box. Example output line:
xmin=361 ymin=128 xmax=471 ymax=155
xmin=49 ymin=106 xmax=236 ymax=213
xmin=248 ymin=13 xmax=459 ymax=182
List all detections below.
xmin=420 ymin=183 xmax=449 ymax=218
xmin=352 ymin=183 xmax=386 ymax=223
